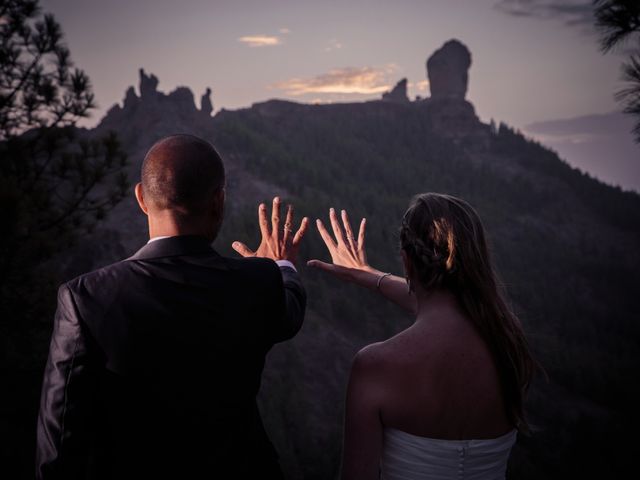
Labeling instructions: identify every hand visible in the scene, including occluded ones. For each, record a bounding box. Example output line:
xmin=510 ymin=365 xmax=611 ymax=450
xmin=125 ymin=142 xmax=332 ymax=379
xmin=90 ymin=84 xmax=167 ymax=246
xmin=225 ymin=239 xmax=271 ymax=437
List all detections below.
xmin=232 ymin=196 xmax=309 ymax=264
xmin=307 ymin=208 xmax=378 ymax=281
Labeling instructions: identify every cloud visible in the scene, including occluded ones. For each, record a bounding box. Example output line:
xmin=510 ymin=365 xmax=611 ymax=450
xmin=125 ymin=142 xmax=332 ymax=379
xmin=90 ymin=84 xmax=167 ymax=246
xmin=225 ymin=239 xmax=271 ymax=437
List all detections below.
xmin=272 ymin=65 xmax=397 ymax=95
xmin=524 ymin=111 xmax=631 ymax=136
xmin=238 ymin=35 xmax=282 ymax=47
xmin=324 ymin=39 xmax=343 ymax=52
xmin=494 ymin=0 xmax=594 ymax=26
xmin=279 ymin=28 xmax=291 ymax=34
xmin=410 ymin=80 xmax=429 ymax=92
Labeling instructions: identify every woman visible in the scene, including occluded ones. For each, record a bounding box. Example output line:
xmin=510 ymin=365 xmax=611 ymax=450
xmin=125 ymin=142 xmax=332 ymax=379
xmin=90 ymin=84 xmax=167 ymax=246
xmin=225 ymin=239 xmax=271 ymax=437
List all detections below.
xmin=307 ymin=193 xmax=536 ymax=480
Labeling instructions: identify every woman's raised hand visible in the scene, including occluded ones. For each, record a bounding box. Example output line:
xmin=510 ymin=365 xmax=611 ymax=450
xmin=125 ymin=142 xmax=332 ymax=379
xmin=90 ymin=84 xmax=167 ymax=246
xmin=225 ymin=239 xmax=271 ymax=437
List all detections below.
xmin=307 ymin=208 xmax=377 ymax=281
xmin=309 ymin=208 xmax=416 ymax=313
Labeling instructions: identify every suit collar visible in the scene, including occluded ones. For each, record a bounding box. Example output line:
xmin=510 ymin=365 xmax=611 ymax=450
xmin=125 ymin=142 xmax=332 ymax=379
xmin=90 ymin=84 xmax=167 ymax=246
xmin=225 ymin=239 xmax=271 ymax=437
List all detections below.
xmin=128 ymin=235 xmax=219 ymax=260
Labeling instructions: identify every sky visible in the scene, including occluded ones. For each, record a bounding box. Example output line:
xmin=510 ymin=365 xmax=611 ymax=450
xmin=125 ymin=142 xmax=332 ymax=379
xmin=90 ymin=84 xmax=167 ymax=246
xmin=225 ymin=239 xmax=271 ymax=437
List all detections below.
xmin=42 ymin=0 xmax=639 ymax=191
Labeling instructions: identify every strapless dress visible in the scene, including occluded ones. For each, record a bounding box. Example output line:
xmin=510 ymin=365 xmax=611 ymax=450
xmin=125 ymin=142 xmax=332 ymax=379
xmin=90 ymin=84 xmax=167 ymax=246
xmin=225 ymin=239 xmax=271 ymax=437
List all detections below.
xmin=380 ymin=427 xmax=517 ymax=480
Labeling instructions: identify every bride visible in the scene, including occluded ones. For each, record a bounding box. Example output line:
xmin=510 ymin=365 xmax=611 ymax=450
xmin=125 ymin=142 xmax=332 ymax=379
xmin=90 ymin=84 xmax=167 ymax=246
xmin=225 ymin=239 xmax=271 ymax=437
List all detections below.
xmin=308 ymin=193 xmax=536 ymax=480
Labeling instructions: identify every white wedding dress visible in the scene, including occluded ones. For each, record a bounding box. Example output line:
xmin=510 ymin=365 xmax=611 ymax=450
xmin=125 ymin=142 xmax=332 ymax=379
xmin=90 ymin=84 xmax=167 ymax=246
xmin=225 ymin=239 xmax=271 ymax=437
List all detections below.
xmin=380 ymin=427 xmax=517 ymax=480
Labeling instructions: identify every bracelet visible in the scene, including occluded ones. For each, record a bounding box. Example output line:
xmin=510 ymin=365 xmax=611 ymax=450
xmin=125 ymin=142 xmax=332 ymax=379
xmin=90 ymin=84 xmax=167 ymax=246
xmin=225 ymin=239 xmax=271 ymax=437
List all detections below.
xmin=376 ymin=272 xmax=391 ymax=290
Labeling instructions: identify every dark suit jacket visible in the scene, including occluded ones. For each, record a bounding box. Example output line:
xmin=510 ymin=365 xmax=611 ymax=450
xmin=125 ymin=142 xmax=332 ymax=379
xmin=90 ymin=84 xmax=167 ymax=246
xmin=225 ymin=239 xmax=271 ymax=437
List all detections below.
xmin=36 ymin=235 xmax=306 ymax=479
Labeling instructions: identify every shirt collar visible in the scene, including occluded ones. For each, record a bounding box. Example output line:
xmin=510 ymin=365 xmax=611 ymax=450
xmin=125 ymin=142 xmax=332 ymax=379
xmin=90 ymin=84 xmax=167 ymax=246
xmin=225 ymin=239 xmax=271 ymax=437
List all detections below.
xmin=147 ymin=235 xmax=173 ymax=244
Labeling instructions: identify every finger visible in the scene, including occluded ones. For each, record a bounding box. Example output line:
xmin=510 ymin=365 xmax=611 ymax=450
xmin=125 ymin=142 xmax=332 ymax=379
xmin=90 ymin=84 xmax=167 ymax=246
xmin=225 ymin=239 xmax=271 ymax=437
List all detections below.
xmin=271 ymin=196 xmax=281 ymax=238
xmin=357 ymin=218 xmax=366 ymax=252
xmin=329 ymin=207 xmax=348 ymax=246
xmin=316 ymin=218 xmax=337 ymax=250
xmin=232 ymin=241 xmax=254 ymax=257
xmin=341 ymin=209 xmax=357 ymax=252
xmin=283 ymin=204 xmax=294 ymax=244
xmin=292 ymin=217 xmax=309 ymax=245
xmin=258 ymin=203 xmax=270 ymax=238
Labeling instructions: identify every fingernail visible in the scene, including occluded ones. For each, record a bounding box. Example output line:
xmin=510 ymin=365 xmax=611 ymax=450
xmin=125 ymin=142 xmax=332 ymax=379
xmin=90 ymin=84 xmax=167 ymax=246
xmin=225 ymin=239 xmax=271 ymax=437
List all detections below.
xmin=341 ymin=209 xmax=346 ymax=214
xmin=330 ymin=207 xmax=334 ymax=213
xmin=316 ymin=218 xmax=321 ymax=223
xmin=274 ymin=196 xmax=280 ymax=202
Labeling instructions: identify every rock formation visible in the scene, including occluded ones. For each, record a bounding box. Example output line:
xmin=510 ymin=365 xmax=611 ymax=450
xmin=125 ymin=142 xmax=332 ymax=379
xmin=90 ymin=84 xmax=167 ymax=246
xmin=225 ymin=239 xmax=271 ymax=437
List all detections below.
xmin=382 ymin=78 xmax=409 ymax=102
xmin=123 ymin=86 xmax=138 ymax=110
xmin=420 ymin=40 xmax=489 ymax=147
xmin=201 ymin=87 xmax=213 ymax=116
xmin=426 ymin=39 xmax=471 ymax=100
xmin=139 ymin=68 xmax=159 ymax=99
xmin=166 ymin=86 xmax=195 ymax=111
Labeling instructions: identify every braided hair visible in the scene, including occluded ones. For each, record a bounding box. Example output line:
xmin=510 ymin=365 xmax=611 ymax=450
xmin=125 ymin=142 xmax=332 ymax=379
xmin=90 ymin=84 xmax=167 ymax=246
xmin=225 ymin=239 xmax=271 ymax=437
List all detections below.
xmin=399 ymin=192 xmax=536 ymax=433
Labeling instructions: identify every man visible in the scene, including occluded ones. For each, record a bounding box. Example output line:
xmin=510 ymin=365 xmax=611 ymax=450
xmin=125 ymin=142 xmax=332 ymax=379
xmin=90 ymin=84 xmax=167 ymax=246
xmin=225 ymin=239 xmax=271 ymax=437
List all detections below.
xmin=36 ymin=134 xmax=308 ymax=479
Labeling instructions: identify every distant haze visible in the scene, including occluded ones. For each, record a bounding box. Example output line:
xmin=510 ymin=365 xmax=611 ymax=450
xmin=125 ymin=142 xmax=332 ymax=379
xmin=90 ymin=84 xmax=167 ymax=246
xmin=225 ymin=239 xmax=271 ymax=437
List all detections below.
xmin=524 ymin=112 xmax=639 ymax=192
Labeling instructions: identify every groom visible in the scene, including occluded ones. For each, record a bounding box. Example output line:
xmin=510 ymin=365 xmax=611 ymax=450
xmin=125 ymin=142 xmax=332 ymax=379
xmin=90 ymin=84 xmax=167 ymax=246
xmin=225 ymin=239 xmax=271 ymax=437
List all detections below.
xmin=36 ymin=134 xmax=309 ymax=479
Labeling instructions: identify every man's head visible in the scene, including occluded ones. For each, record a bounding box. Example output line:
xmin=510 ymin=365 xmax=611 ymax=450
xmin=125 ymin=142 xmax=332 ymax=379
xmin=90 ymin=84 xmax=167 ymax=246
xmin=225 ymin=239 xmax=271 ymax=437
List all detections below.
xmin=135 ymin=134 xmax=226 ymax=241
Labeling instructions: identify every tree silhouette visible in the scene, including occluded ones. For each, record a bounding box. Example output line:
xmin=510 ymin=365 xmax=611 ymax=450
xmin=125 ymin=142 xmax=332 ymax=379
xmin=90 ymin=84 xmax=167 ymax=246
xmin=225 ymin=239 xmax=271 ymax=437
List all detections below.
xmin=0 ymin=3 xmax=130 ymax=476
xmin=594 ymin=0 xmax=640 ymax=142
xmin=0 ymin=0 xmax=128 ymax=337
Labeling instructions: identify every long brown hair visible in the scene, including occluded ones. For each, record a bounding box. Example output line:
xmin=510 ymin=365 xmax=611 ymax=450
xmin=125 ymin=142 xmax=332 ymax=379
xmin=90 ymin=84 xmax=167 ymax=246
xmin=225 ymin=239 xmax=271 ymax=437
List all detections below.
xmin=399 ymin=192 xmax=536 ymax=432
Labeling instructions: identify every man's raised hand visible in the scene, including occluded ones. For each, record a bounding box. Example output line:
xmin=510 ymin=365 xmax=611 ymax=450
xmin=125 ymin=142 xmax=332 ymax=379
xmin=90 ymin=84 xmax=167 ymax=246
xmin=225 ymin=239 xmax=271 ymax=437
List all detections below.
xmin=232 ymin=196 xmax=309 ymax=264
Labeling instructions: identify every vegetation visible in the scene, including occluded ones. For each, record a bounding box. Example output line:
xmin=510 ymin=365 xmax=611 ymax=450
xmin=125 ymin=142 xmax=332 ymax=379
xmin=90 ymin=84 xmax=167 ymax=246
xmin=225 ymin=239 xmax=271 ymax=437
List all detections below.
xmin=0 ymin=1 xmax=128 ymax=476
xmin=0 ymin=0 xmax=128 ymax=335
xmin=594 ymin=0 xmax=640 ymax=142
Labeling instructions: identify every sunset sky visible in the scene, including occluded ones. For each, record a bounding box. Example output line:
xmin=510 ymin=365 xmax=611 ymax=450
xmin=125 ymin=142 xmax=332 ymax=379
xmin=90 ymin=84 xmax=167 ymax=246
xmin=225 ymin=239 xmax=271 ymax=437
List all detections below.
xmin=42 ymin=0 xmax=639 ymax=191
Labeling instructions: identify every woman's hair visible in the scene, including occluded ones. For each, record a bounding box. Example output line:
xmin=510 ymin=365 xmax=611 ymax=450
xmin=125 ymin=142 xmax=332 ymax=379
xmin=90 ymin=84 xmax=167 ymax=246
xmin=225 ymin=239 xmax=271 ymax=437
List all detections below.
xmin=399 ymin=192 xmax=536 ymax=432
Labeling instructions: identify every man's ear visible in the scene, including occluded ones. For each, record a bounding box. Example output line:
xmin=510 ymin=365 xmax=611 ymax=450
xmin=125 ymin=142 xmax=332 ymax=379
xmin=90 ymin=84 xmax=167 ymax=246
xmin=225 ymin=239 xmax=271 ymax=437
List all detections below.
xmin=134 ymin=183 xmax=149 ymax=215
xmin=206 ymin=187 xmax=226 ymax=240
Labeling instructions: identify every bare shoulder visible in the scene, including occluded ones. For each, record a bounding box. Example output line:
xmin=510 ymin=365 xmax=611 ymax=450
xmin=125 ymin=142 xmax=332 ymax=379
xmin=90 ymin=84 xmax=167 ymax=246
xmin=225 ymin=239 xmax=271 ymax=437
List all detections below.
xmin=347 ymin=335 xmax=426 ymax=414
xmin=346 ymin=342 xmax=393 ymax=409
xmin=351 ymin=341 xmax=388 ymax=375
xmin=351 ymin=337 xmax=405 ymax=377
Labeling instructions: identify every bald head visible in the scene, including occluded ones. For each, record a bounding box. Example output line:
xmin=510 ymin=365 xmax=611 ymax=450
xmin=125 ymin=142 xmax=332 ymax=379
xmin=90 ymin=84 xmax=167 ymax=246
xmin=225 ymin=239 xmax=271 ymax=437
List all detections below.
xmin=141 ymin=134 xmax=225 ymax=217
